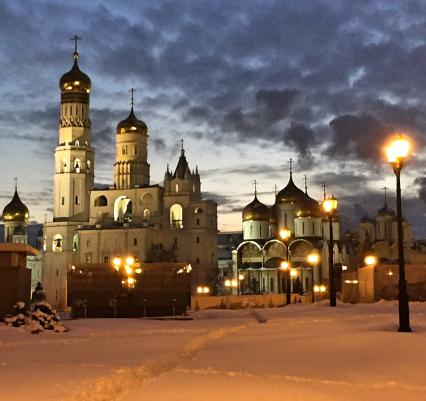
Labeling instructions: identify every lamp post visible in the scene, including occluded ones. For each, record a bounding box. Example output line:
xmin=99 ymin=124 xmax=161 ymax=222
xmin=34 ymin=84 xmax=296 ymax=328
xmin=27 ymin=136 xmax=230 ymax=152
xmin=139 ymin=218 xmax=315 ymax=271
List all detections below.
xmin=307 ymin=252 xmax=320 ymax=303
xmin=322 ymin=195 xmax=338 ymax=307
xmin=385 ymin=136 xmax=412 ymax=332
xmin=279 ymin=227 xmax=291 ymax=305
xmin=280 ymin=260 xmax=291 ymax=305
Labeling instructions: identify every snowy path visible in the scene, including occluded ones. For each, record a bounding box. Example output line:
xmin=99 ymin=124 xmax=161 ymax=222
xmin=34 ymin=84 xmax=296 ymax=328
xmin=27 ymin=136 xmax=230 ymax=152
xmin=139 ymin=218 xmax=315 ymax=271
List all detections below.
xmin=1 ymin=302 xmax=426 ymax=401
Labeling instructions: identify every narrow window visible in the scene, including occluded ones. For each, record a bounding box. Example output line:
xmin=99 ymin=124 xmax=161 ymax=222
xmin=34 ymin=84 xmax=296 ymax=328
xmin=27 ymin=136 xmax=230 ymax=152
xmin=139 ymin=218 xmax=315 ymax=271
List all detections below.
xmin=56 ymin=269 xmax=59 ymax=277
xmin=302 ymin=222 xmax=305 ymax=234
xmin=75 ymin=195 xmax=79 ymax=205
xmin=134 ymin=238 xmax=138 ymax=246
xmin=260 ymin=226 xmax=262 ymax=236
xmin=174 ymin=238 xmax=178 ymax=245
xmin=196 ymin=218 xmax=200 ymax=226
xmin=87 ymin=240 xmax=90 ymax=247
xmin=175 ymin=184 xmax=179 ymax=192
xmin=61 ymin=197 xmax=65 ymax=206
xmin=312 ymin=222 xmax=315 ymax=234
xmin=104 ymin=256 xmax=109 ymax=263
xmin=196 ymin=237 xmax=200 ymax=243
xmin=196 ymin=257 xmax=200 ymax=264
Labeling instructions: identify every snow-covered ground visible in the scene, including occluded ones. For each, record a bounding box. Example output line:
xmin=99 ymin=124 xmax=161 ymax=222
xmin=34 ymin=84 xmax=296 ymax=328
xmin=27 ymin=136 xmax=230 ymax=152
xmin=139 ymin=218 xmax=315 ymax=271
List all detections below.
xmin=1 ymin=301 xmax=426 ymax=401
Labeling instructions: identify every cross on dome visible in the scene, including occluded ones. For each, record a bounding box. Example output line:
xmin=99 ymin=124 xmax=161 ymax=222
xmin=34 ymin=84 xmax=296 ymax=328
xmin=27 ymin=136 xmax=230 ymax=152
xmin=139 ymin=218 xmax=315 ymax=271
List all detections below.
xmin=70 ymin=34 xmax=81 ymax=59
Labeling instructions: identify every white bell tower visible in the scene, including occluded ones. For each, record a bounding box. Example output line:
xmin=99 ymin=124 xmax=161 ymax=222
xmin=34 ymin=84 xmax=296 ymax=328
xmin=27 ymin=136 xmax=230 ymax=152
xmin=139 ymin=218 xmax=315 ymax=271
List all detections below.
xmin=53 ymin=35 xmax=94 ymax=222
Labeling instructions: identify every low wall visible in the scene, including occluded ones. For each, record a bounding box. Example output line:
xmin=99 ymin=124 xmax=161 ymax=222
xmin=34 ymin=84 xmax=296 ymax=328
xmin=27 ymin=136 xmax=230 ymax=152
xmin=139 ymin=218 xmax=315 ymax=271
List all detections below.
xmin=191 ymin=293 xmax=311 ymax=310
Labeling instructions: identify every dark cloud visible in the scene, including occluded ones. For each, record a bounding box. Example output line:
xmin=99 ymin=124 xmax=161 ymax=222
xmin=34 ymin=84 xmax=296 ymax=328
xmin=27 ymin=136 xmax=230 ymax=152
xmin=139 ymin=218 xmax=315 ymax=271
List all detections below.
xmin=327 ymin=114 xmax=392 ymax=162
xmin=284 ymin=122 xmax=317 ymax=158
xmin=414 ymin=176 xmax=426 ymax=203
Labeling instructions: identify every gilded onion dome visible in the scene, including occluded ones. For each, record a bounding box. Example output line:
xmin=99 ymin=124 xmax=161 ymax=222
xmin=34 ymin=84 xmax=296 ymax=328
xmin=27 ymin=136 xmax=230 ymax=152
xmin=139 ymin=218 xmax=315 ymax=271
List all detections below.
xmin=59 ymin=52 xmax=91 ymax=93
xmin=243 ymin=195 xmax=270 ymax=222
xmin=295 ymin=196 xmax=322 ymax=218
xmin=2 ymin=189 xmax=29 ymax=223
xmin=116 ymin=107 xmax=148 ymax=135
xmin=276 ymin=173 xmax=308 ymax=204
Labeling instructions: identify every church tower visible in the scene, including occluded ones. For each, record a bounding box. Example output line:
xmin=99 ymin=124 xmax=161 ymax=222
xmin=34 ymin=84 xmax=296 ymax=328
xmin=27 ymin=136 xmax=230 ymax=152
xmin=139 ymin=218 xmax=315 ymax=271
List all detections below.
xmin=43 ymin=37 xmax=94 ymax=309
xmin=114 ymin=89 xmax=150 ymax=189
xmin=53 ymin=36 xmax=94 ymax=222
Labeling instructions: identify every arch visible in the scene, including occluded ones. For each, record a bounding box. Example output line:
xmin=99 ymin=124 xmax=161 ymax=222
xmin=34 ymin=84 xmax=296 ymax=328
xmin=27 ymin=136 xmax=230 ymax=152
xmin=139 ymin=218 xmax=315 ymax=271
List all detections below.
xmin=94 ymin=195 xmax=108 ymax=207
xmin=236 ymin=240 xmax=262 ymax=252
xmin=52 ymin=234 xmax=63 ymax=253
xmin=263 ymin=239 xmax=286 ymax=251
xmin=72 ymin=233 xmax=79 ymax=251
xmin=74 ymin=159 xmax=81 ymax=173
xmin=170 ymin=203 xmax=183 ymax=228
xmin=143 ymin=208 xmax=151 ymax=222
xmin=195 ymin=207 xmax=203 ymax=214
xmin=140 ymin=192 xmax=153 ymax=205
xmin=114 ymin=196 xmax=132 ymax=222
xmin=75 ymin=140 xmax=80 ymax=146
xmin=288 ymin=238 xmax=314 ymax=251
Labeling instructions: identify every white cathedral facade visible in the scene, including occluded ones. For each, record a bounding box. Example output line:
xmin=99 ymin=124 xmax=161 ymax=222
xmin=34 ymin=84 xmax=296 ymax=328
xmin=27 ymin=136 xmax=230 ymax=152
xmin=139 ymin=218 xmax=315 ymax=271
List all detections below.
xmin=232 ymin=172 xmax=350 ymax=295
xmin=42 ymin=45 xmax=217 ymax=309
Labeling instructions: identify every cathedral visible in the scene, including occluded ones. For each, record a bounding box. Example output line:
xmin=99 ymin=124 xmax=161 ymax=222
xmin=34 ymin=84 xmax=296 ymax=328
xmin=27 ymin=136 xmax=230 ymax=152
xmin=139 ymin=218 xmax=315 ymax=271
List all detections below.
xmin=1 ymin=183 xmax=43 ymax=292
xmin=232 ymin=169 xmax=350 ymax=295
xmin=42 ymin=42 xmax=217 ymax=309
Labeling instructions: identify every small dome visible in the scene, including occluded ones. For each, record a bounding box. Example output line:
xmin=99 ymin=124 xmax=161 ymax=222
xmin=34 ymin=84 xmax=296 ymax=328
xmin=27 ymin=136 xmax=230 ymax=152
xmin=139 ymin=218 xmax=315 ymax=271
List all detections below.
xmin=276 ymin=175 xmax=308 ymax=204
xmin=243 ymin=196 xmax=270 ymax=222
xmin=295 ymin=196 xmax=322 ymax=218
xmin=59 ymin=54 xmax=91 ymax=93
xmin=2 ymin=189 xmax=29 ymax=223
xmin=116 ymin=107 xmax=148 ymax=135
xmin=377 ymin=201 xmax=395 ymax=217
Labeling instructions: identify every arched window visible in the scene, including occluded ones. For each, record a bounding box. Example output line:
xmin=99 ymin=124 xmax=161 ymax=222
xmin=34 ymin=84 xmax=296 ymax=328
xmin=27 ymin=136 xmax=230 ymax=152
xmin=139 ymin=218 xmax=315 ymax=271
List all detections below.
xmin=170 ymin=204 xmax=183 ymax=229
xmin=74 ymin=159 xmax=81 ymax=173
xmin=52 ymin=234 xmax=63 ymax=253
xmin=114 ymin=196 xmax=132 ymax=223
xmin=94 ymin=195 xmax=108 ymax=207
xmin=75 ymin=195 xmax=79 ymax=205
xmin=72 ymin=233 xmax=79 ymax=251
xmin=143 ymin=208 xmax=151 ymax=222
xmin=75 ymin=140 xmax=79 ymax=146
xmin=195 ymin=208 xmax=203 ymax=214
xmin=87 ymin=160 xmax=91 ymax=171
xmin=175 ymin=184 xmax=179 ymax=192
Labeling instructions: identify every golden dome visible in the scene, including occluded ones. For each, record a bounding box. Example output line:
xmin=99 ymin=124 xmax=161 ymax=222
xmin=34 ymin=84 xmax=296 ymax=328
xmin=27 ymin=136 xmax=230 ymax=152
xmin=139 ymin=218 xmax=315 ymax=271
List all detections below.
xmin=295 ymin=196 xmax=322 ymax=218
xmin=2 ymin=189 xmax=29 ymax=223
xmin=116 ymin=107 xmax=148 ymax=135
xmin=59 ymin=53 xmax=91 ymax=93
xmin=243 ymin=196 xmax=270 ymax=222
xmin=276 ymin=175 xmax=307 ymax=203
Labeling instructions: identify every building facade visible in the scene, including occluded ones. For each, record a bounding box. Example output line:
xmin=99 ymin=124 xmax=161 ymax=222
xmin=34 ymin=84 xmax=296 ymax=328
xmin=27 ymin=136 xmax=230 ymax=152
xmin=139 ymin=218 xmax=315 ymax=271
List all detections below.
xmin=232 ymin=170 xmax=349 ymax=295
xmin=42 ymin=45 xmax=217 ymax=309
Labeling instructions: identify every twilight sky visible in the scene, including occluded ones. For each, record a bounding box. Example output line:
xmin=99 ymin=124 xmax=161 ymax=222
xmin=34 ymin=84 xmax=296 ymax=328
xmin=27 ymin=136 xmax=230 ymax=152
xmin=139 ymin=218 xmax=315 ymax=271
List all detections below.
xmin=0 ymin=0 xmax=425 ymax=236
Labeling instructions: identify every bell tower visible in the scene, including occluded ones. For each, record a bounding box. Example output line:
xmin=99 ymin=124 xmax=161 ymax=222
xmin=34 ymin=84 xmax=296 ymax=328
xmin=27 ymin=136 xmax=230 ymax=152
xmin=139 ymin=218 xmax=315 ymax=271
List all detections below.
xmin=53 ymin=35 xmax=94 ymax=222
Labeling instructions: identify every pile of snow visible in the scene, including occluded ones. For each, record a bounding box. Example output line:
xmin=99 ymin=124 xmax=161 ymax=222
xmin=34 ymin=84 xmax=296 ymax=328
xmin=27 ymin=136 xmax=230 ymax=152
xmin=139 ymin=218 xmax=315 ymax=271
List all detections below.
xmin=4 ymin=301 xmax=66 ymax=334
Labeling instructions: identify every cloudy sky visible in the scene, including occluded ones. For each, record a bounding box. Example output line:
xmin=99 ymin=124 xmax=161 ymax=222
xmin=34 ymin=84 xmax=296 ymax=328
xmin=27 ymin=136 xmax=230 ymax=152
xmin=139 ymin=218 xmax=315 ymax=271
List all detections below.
xmin=0 ymin=0 xmax=425 ymax=236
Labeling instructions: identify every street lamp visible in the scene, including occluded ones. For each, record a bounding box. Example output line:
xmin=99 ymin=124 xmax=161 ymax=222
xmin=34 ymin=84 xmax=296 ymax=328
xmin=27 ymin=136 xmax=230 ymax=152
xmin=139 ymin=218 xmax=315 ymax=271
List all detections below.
xmin=279 ymin=260 xmax=291 ymax=305
xmin=364 ymin=255 xmax=377 ymax=266
xmin=385 ymin=135 xmax=412 ymax=332
xmin=307 ymin=252 xmax=320 ymax=303
xmin=322 ymin=195 xmax=338 ymax=307
xmin=224 ymin=278 xmax=238 ymax=294
xmin=279 ymin=227 xmax=292 ymax=305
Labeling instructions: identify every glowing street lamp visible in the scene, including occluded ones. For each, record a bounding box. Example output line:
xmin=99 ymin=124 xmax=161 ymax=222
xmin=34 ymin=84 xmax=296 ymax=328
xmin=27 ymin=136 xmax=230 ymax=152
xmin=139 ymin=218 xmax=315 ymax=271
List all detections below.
xmin=385 ymin=135 xmax=412 ymax=332
xmin=197 ymin=286 xmax=210 ymax=294
xmin=322 ymin=195 xmax=338 ymax=307
xmin=364 ymin=255 xmax=377 ymax=266
xmin=279 ymin=228 xmax=292 ymax=305
xmin=307 ymin=252 xmax=320 ymax=303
